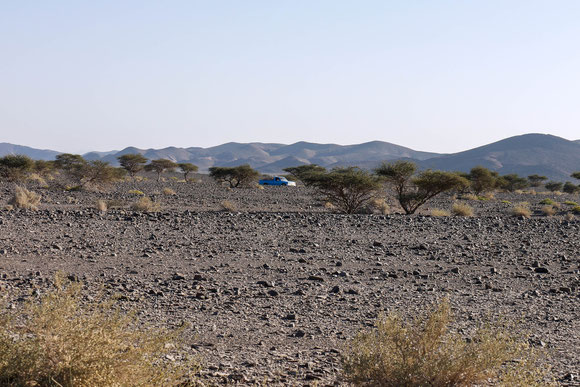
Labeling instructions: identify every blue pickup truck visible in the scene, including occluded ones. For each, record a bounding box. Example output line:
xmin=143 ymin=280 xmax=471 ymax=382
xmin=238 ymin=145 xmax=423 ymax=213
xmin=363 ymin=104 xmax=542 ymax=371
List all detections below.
xmin=258 ymin=176 xmax=296 ymax=186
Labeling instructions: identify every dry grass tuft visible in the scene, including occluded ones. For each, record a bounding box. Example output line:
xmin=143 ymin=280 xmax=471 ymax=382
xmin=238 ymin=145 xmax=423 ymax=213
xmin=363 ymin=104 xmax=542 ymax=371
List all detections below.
xmin=541 ymin=205 xmax=556 ymax=217
xmin=128 ymin=189 xmax=145 ymax=195
xmin=96 ymin=199 xmax=108 ymax=212
xmin=0 ymin=274 xmax=199 ymax=386
xmin=565 ymin=212 xmax=575 ymax=220
xmin=512 ymin=202 xmax=531 ymax=218
xmin=451 ymin=202 xmax=474 ymax=217
xmin=370 ymin=198 xmax=390 ymax=215
xmin=324 ymin=201 xmax=336 ymax=211
xmin=131 ymin=196 xmax=161 ymax=212
xmin=342 ymin=299 xmax=553 ymax=387
xmin=461 ymin=193 xmax=478 ymax=201
xmin=220 ymin=200 xmax=236 ymax=212
xmin=162 ymin=187 xmax=177 ymax=196
xmin=27 ymin=173 xmax=48 ymax=187
xmin=9 ymin=186 xmax=41 ymax=210
xmin=539 ymin=198 xmax=555 ymax=205
xmin=430 ymin=208 xmax=450 ymax=217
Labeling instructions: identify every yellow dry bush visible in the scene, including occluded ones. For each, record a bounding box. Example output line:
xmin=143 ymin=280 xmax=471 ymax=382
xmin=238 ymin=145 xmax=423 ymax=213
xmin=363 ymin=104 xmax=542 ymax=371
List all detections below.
xmin=512 ymin=202 xmax=531 ymax=218
xmin=131 ymin=197 xmax=161 ymax=212
xmin=96 ymin=199 xmax=108 ymax=212
xmin=541 ymin=205 xmax=556 ymax=217
xmin=324 ymin=201 xmax=336 ymax=211
xmin=461 ymin=194 xmax=478 ymax=201
xmin=8 ymin=186 xmax=41 ymax=210
xmin=430 ymin=208 xmax=450 ymax=217
xmin=451 ymin=202 xmax=474 ymax=217
xmin=370 ymin=198 xmax=390 ymax=215
xmin=128 ymin=189 xmax=145 ymax=195
xmin=220 ymin=200 xmax=236 ymax=212
xmin=0 ymin=274 xmax=199 ymax=386
xmin=27 ymin=173 xmax=48 ymax=187
xmin=342 ymin=299 xmax=553 ymax=387
xmin=162 ymin=187 xmax=177 ymax=196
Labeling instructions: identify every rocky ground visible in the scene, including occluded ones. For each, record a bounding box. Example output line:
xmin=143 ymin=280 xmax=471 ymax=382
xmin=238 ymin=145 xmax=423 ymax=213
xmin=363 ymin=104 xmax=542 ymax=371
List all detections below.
xmin=0 ymin=177 xmax=579 ymax=385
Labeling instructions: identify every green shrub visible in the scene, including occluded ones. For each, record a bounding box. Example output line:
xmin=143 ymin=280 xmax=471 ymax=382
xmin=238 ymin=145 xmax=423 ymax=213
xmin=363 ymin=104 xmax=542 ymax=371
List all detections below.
xmin=342 ymin=299 xmax=552 ymax=387
xmin=545 ymin=181 xmax=563 ymax=192
xmin=209 ymin=164 xmax=260 ymax=188
xmin=539 ymin=198 xmax=555 ymax=205
xmin=572 ymin=205 xmax=580 ymax=214
xmin=0 ymin=274 xmax=198 ymax=386
xmin=564 ymin=200 xmax=578 ymax=206
xmin=128 ymin=189 xmax=145 ymax=195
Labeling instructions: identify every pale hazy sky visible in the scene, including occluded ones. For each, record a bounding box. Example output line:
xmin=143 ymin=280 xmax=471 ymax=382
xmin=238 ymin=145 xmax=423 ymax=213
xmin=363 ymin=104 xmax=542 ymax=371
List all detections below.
xmin=1 ymin=1 xmax=579 ymax=154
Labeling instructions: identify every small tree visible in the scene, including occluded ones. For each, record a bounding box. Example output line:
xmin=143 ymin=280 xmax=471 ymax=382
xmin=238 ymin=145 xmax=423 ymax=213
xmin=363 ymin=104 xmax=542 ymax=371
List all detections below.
xmin=545 ymin=181 xmax=563 ymax=192
xmin=375 ymin=161 xmax=468 ymax=215
xmin=178 ymin=163 xmax=198 ymax=181
xmin=572 ymin=172 xmax=580 ymax=180
xmin=208 ymin=164 xmax=259 ymax=188
xmin=54 ymin=154 xmax=120 ymax=189
xmin=306 ymin=167 xmax=380 ymax=214
xmin=0 ymin=155 xmax=34 ymax=182
xmin=117 ymin=154 xmax=148 ymax=179
xmin=283 ymin=164 xmax=326 ymax=186
xmin=145 ymin=159 xmax=178 ymax=182
xmin=33 ymin=160 xmax=55 ymax=177
xmin=468 ymin=166 xmax=496 ymax=195
xmin=527 ymin=174 xmax=547 ymax=187
xmin=496 ymin=174 xmax=529 ymax=192
xmin=562 ymin=181 xmax=579 ymax=194
xmin=54 ymin=154 xmax=88 ymax=187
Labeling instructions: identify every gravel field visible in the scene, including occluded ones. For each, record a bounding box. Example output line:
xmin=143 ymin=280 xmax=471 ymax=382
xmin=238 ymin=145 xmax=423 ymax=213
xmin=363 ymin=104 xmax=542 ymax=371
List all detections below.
xmin=1 ymin=178 xmax=579 ymax=385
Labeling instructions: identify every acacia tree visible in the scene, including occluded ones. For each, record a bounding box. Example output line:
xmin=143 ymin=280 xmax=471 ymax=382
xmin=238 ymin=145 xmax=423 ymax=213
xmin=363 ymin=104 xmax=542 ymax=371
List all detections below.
xmin=306 ymin=167 xmax=380 ymax=214
xmin=468 ymin=166 xmax=496 ymax=195
xmin=117 ymin=154 xmax=148 ymax=179
xmin=0 ymin=155 xmax=34 ymax=182
xmin=178 ymin=163 xmax=198 ymax=181
xmin=208 ymin=164 xmax=259 ymax=188
xmin=545 ymin=181 xmax=563 ymax=192
xmin=528 ymin=174 xmax=547 ymax=187
xmin=495 ymin=174 xmax=529 ymax=192
xmin=283 ymin=164 xmax=326 ymax=186
xmin=145 ymin=159 xmax=178 ymax=182
xmin=562 ymin=182 xmax=579 ymax=194
xmin=375 ymin=161 xmax=468 ymax=214
xmin=572 ymin=172 xmax=580 ymax=180
xmin=55 ymin=154 xmax=121 ymax=188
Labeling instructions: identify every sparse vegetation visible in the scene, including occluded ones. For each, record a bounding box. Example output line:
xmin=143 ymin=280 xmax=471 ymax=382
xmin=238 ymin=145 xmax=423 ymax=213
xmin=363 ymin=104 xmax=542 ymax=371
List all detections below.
xmin=468 ymin=166 xmax=496 ymax=194
xmin=545 ymin=181 xmax=563 ymax=192
xmin=430 ymin=208 xmax=450 ymax=217
xmin=539 ymin=198 xmax=555 ymax=205
xmin=146 ymin=159 xmax=178 ymax=182
xmin=451 ymin=202 xmax=474 ymax=216
xmin=163 ymin=187 xmax=177 ymax=195
xmin=178 ymin=163 xmax=198 ymax=182
xmin=541 ymin=205 xmax=556 ymax=216
xmin=209 ymin=165 xmax=260 ymax=188
xmin=220 ymin=200 xmax=236 ymax=212
xmin=0 ymin=274 xmax=198 ymax=386
xmin=117 ymin=153 xmax=148 ymax=179
xmin=375 ymin=161 xmax=468 ymax=215
xmin=131 ymin=196 xmax=160 ymax=212
xmin=306 ymin=167 xmax=381 ymax=214
xmin=512 ymin=202 xmax=531 ymax=218
xmin=283 ymin=164 xmax=326 ymax=186
xmin=8 ymin=186 xmax=41 ymax=210
xmin=342 ymin=299 xmax=550 ymax=387
xmin=0 ymin=155 xmax=34 ymax=182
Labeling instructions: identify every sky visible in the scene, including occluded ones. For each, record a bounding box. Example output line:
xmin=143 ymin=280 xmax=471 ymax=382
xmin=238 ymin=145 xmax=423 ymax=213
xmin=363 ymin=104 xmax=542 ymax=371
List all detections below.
xmin=1 ymin=1 xmax=579 ymax=154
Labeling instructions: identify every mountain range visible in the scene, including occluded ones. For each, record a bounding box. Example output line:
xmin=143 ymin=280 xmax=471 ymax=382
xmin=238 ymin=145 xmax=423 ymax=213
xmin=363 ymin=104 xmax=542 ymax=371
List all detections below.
xmin=1 ymin=133 xmax=579 ymax=181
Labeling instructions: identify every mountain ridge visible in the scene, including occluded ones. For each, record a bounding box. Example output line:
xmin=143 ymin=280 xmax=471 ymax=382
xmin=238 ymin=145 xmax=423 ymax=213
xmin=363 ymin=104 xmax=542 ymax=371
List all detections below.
xmin=1 ymin=134 xmax=579 ymax=180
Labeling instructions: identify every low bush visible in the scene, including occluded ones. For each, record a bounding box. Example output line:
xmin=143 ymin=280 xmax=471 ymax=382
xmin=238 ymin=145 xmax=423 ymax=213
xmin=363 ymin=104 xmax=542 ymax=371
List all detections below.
xmin=0 ymin=274 xmax=198 ymax=386
xmin=564 ymin=200 xmax=578 ymax=206
xmin=451 ymin=202 xmax=474 ymax=216
xmin=541 ymin=205 xmax=556 ymax=216
xmin=539 ymin=198 xmax=555 ymax=205
xmin=220 ymin=200 xmax=236 ymax=212
xmin=128 ymin=189 xmax=145 ymax=195
xmin=460 ymin=193 xmax=478 ymax=201
xmin=512 ymin=202 xmax=531 ymax=218
xmin=430 ymin=208 xmax=450 ymax=217
xmin=131 ymin=197 xmax=160 ymax=212
xmin=573 ymin=205 xmax=580 ymax=214
xmin=369 ymin=198 xmax=390 ymax=215
xmin=96 ymin=199 xmax=108 ymax=212
xmin=342 ymin=299 xmax=552 ymax=387
xmin=162 ymin=187 xmax=177 ymax=196
xmin=8 ymin=186 xmax=41 ymax=210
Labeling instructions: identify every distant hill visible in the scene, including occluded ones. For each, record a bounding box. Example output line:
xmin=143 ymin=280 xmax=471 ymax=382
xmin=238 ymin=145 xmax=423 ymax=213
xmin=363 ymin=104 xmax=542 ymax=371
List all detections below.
xmin=419 ymin=134 xmax=580 ymax=181
xmin=0 ymin=143 xmax=60 ymax=161
xmin=1 ymin=133 xmax=578 ymax=180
